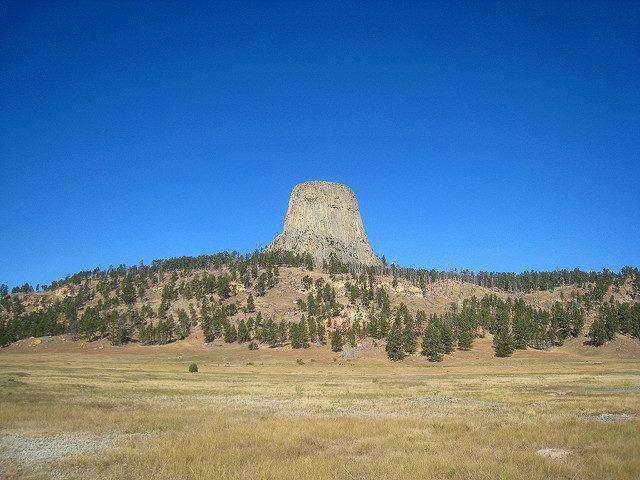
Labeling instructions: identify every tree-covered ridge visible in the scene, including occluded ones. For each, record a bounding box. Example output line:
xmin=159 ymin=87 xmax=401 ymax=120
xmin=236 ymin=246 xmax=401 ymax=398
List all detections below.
xmin=0 ymin=248 xmax=638 ymax=356
xmin=381 ymin=264 xmax=639 ymax=301
xmin=3 ymin=252 xmax=637 ymax=298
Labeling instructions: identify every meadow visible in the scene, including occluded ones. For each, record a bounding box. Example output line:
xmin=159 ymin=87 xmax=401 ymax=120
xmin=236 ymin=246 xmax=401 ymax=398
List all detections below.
xmin=1 ymin=341 xmax=639 ymax=479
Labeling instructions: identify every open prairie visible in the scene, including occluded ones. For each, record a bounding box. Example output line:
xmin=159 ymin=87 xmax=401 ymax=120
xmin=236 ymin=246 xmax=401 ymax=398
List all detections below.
xmin=1 ymin=338 xmax=639 ymax=479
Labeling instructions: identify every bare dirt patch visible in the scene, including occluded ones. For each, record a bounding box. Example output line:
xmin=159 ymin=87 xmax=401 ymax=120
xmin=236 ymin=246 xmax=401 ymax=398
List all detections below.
xmin=0 ymin=431 xmax=156 ymax=477
xmin=579 ymin=412 xmax=635 ymax=422
xmin=537 ymin=448 xmax=571 ymax=459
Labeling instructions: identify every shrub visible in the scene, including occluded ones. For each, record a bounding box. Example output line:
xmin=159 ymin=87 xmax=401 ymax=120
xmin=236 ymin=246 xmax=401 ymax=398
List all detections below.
xmin=188 ymin=363 xmax=198 ymax=373
xmin=248 ymin=341 xmax=258 ymax=350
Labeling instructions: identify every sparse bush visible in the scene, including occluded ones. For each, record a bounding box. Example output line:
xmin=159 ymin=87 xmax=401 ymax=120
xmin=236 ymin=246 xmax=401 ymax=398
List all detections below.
xmin=248 ymin=341 xmax=258 ymax=350
xmin=296 ymin=358 xmax=304 ymax=365
xmin=188 ymin=363 xmax=198 ymax=373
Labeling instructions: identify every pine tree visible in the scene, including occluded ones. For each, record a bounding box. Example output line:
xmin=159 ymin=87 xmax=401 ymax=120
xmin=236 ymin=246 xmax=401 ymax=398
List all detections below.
xmin=201 ymin=316 xmax=214 ymax=343
xmin=386 ymin=320 xmax=405 ymax=360
xmin=402 ymin=315 xmax=418 ymax=354
xmin=331 ymin=329 xmax=343 ymax=352
xmin=348 ymin=327 xmax=357 ymax=347
xmin=458 ymin=330 xmax=474 ymax=350
xmin=237 ymin=319 xmax=249 ymax=343
xmin=588 ymin=319 xmax=608 ymax=346
xmin=290 ymin=320 xmax=309 ymax=349
xmin=246 ymin=294 xmax=255 ymax=312
xmin=177 ymin=309 xmax=190 ymax=339
xmin=223 ymin=322 xmax=237 ymax=343
xmin=317 ymin=318 xmax=326 ymax=342
xmin=306 ymin=315 xmax=317 ymax=342
xmin=217 ymin=276 xmax=231 ymax=300
xmin=278 ymin=320 xmax=288 ymax=346
xmin=440 ymin=323 xmax=455 ymax=354
xmin=421 ymin=325 xmax=443 ymax=362
xmin=493 ymin=328 xmax=515 ymax=357
xmin=255 ymin=274 xmax=267 ymax=296
xmin=262 ymin=319 xmax=277 ymax=347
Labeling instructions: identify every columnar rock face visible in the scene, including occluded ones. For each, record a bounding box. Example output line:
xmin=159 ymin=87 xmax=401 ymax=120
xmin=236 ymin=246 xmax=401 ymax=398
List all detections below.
xmin=267 ymin=181 xmax=381 ymax=267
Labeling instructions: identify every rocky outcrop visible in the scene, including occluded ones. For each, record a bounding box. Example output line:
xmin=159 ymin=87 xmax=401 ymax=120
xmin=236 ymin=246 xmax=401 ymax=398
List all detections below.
xmin=267 ymin=181 xmax=381 ymax=267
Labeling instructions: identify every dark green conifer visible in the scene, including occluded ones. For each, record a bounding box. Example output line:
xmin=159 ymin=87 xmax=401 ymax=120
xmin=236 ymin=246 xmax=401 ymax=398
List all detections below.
xmin=331 ymin=329 xmax=343 ymax=352
xmin=237 ymin=319 xmax=249 ymax=343
xmin=246 ymin=294 xmax=255 ymax=312
xmin=440 ymin=323 xmax=455 ymax=354
xmin=458 ymin=330 xmax=474 ymax=350
xmin=493 ymin=328 xmax=515 ymax=357
xmin=588 ymin=319 xmax=608 ymax=346
xmin=421 ymin=325 xmax=443 ymax=362
xmin=386 ymin=320 xmax=405 ymax=360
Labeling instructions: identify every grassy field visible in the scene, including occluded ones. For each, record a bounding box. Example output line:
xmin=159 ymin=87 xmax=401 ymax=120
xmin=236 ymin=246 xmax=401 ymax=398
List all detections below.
xmin=1 ymin=342 xmax=639 ymax=479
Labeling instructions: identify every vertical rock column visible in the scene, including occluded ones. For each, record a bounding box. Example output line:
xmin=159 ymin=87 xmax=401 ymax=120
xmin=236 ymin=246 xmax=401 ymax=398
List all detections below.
xmin=267 ymin=181 xmax=381 ymax=266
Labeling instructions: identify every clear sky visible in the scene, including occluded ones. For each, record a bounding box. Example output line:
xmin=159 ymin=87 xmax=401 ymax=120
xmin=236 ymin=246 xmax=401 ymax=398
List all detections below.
xmin=1 ymin=1 xmax=639 ymax=289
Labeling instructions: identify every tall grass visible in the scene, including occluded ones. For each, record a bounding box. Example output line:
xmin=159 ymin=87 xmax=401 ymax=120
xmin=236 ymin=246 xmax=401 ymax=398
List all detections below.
xmin=0 ymin=353 xmax=638 ymax=479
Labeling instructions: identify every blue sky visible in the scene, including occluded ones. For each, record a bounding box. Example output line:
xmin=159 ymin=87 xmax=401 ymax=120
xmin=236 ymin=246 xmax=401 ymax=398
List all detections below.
xmin=1 ymin=1 xmax=639 ymax=288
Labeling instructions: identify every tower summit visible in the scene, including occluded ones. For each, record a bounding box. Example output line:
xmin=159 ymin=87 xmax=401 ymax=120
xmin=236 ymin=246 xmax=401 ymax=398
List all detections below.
xmin=267 ymin=181 xmax=381 ymax=267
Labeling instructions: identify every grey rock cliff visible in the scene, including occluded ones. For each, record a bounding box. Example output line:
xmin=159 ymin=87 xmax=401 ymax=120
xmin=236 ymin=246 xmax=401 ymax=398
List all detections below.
xmin=267 ymin=181 xmax=381 ymax=267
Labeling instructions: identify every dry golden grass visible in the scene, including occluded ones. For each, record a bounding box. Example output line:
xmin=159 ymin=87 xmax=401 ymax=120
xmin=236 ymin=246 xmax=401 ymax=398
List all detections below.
xmin=1 ymin=343 xmax=639 ymax=480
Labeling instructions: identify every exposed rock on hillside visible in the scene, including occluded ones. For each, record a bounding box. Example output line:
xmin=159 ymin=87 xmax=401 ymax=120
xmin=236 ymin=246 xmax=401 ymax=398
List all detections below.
xmin=268 ymin=181 xmax=381 ymax=267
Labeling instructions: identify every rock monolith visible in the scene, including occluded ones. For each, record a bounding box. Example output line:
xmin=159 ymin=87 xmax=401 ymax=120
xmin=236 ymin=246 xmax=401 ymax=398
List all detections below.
xmin=267 ymin=181 xmax=381 ymax=267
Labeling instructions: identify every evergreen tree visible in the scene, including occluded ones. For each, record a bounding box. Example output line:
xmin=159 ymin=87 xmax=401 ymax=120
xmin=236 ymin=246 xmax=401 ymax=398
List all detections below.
xmin=588 ymin=319 xmax=608 ymax=346
xmin=316 ymin=318 xmax=326 ymax=342
xmin=290 ymin=320 xmax=309 ymax=349
xmin=348 ymin=327 xmax=357 ymax=347
xmin=569 ymin=302 xmax=585 ymax=337
xmin=386 ymin=320 xmax=405 ymax=360
xmin=120 ymin=280 xmax=137 ymax=305
xmin=237 ymin=319 xmax=249 ymax=343
xmin=255 ymin=274 xmax=267 ymax=296
xmin=158 ymin=315 xmax=175 ymax=344
xmin=421 ymin=325 xmax=443 ymax=362
xmin=306 ymin=315 xmax=317 ymax=341
xmin=493 ymin=328 xmax=515 ymax=357
xmin=201 ymin=316 xmax=214 ymax=343
xmin=354 ymin=318 xmax=364 ymax=340
xmin=223 ymin=321 xmax=237 ymax=343
xmin=177 ymin=309 xmax=190 ymax=339
xmin=217 ymin=276 xmax=231 ymax=300
xmin=458 ymin=330 xmax=474 ymax=350
xmin=402 ymin=315 xmax=417 ymax=354
xmin=278 ymin=320 xmax=288 ymax=345
xmin=246 ymin=294 xmax=255 ymax=312
xmin=331 ymin=329 xmax=343 ymax=352
xmin=440 ymin=323 xmax=455 ymax=354
xmin=512 ymin=313 xmax=528 ymax=349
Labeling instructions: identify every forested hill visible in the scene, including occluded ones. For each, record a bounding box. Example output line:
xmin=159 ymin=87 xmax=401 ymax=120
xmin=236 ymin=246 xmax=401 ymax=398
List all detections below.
xmin=1 ymin=250 xmax=639 ymax=360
